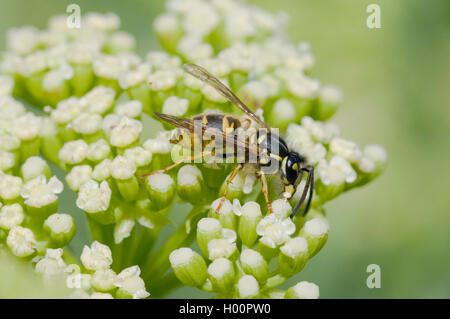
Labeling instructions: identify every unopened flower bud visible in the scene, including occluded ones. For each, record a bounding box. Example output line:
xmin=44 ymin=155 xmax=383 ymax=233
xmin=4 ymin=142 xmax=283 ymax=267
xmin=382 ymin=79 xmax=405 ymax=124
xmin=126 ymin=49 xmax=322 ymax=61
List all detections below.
xmin=170 ymin=247 xmax=207 ymax=287
xmin=207 ymin=257 xmax=235 ymax=292
xmin=43 ymin=213 xmax=76 ymax=247
xmin=298 ymin=218 xmax=329 ymax=257
xmin=278 ymin=237 xmax=309 ymax=276
xmin=240 ymin=249 xmax=268 ymax=285
xmin=237 ymin=275 xmax=260 ymax=299
xmin=145 ymin=173 xmax=176 ymax=210
xmin=285 ymin=281 xmax=319 ymax=299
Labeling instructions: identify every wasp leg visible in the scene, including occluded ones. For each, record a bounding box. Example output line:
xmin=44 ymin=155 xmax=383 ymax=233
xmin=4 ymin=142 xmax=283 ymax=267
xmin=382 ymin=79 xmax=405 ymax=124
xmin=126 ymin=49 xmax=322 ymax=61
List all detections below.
xmin=258 ymin=171 xmax=273 ymax=214
xmin=216 ymin=164 xmax=243 ymax=213
xmin=140 ymin=151 xmax=210 ymax=178
xmin=241 ymin=118 xmax=252 ymax=130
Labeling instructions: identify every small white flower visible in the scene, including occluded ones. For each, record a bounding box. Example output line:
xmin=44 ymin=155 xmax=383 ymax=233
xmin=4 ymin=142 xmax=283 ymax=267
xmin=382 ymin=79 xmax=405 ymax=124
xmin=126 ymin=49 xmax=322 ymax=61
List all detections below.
xmin=0 ymin=151 xmax=15 ymax=171
xmin=162 ymin=96 xmax=189 ymax=117
xmin=329 ymin=137 xmax=363 ymax=163
xmin=0 ymin=203 xmax=24 ymax=230
xmin=317 ymin=156 xmax=357 ymax=186
xmin=0 ymin=75 xmax=14 ymax=97
xmin=114 ymin=100 xmax=143 ymax=118
xmin=0 ymin=134 xmax=20 ymax=151
xmin=110 ymin=155 xmax=136 ymax=180
xmin=35 ymin=248 xmax=67 ymax=280
xmin=109 ymin=116 xmax=143 ymax=148
xmin=284 ymin=72 xmax=320 ymax=99
xmin=114 ymin=265 xmax=150 ymax=299
xmin=12 ymin=112 xmax=42 ymax=141
xmin=178 ymin=36 xmax=213 ymax=62
xmin=7 ymin=26 xmax=39 ymax=55
xmin=146 ymin=51 xmax=181 ymax=70
xmin=0 ymin=174 xmax=23 ymax=200
xmin=181 ymin=1 xmax=219 ymax=36
xmin=92 ymin=159 xmax=112 ymax=181
xmin=225 ymin=9 xmax=257 ymax=41
xmin=80 ymin=241 xmax=113 ymax=270
xmin=118 ymin=63 xmax=151 ymax=90
xmin=51 ymin=97 xmax=84 ymax=125
xmin=237 ymin=275 xmax=259 ymax=298
xmin=92 ymin=54 xmax=127 ymax=80
xmin=86 ymin=139 xmax=111 ymax=162
xmin=153 ymin=12 xmax=180 ymax=34
xmin=272 ymin=99 xmax=296 ymax=121
xmin=109 ymin=31 xmax=135 ymax=52
xmin=21 ymin=175 xmax=63 ymax=208
xmin=91 ymin=292 xmax=114 ymax=299
xmin=42 ymin=64 xmax=74 ymax=91
xmin=303 ymin=218 xmax=329 ymax=237
xmin=124 ymin=146 xmax=152 ymax=168
xmin=319 ymin=85 xmax=343 ymax=104
xmin=114 ymin=219 xmax=136 ymax=244
xmin=364 ymin=144 xmax=388 ymax=164
xmin=291 ymin=281 xmax=320 ymax=299
xmin=6 ymin=226 xmax=36 ymax=257
xmin=280 ymin=237 xmax=308 ymax=258
xmin=21 ymin=156 xmax=48 ymax=181
xmin=58 ymin=139 xmax=88 ymax=165
xmin=208 ymin=238 xmax=237 ymax=260
xmin=0 ymin=96 xmax=25 ymax=122
xmin=19 ymin=50 xmax=47 ymax=76
xmin=91 ymin=268 xmax=117 ymax=292
xmin=211 ymin=197 xmax=233 ymax=215
xmin=80 ymin=85 xmax=116 ymax=114
xmin=72 ymin=112 xmax=103 ymax=135
xmin=256 ymin=214 xmax=296 ymax=248
xmin=66 ymin=165 xmax=93 ymax=191
xmin=85 ymin=12 xmax=121 ymax=32
xmin=76 ymin=180 xmax=112 ymax=213
xmin=143 ymin=132 xmax=172 ymax=154
xmin=271 ymin=199 xmax=292 ymax=218
xmin=147 ymin=69 xmax=177 ymax=91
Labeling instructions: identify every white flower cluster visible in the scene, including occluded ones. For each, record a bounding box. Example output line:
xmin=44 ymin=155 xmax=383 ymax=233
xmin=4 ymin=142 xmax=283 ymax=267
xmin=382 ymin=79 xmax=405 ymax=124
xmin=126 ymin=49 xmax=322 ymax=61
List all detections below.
xmin=35 ymin=243 xmax=149 ymax=299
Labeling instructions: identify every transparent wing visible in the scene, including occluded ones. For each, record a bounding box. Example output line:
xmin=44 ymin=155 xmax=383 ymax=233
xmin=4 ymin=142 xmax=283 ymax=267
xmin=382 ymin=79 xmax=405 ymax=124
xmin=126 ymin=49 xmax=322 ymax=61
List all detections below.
xmin=184 ymin=63 xmax=269 ymax=129
xmin=153 ymin=112 xmax=260 ymax=157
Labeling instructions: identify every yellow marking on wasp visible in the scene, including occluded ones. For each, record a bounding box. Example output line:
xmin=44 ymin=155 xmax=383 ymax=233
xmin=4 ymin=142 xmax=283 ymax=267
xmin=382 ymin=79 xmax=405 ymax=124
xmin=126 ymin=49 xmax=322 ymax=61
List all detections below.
xmin=202 ymin=115 xmax=208 ymax=125
xmin=270 ymin=153 xmax=282 ymax=161
xmin=285 ymin=185 xmax=295 ymax=195
xmin=292 ymin=163 xmax=298 ymax=171
xmin=259 ymin=157 xmax=270 ymax=165
xmin=257 ymin=135 xmax=266 ymax=144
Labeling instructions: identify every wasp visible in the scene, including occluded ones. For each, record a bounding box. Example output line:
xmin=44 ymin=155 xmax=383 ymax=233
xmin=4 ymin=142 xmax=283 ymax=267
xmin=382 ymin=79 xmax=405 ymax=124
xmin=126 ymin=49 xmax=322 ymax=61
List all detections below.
xmin=142 ymin=64 xmax=314 ymax=218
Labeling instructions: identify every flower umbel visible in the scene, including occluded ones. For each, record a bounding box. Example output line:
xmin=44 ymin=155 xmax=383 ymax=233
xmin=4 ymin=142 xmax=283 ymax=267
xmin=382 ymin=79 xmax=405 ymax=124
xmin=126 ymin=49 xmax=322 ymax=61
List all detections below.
xmin=0 ymin=2 xmax=386 ymax=299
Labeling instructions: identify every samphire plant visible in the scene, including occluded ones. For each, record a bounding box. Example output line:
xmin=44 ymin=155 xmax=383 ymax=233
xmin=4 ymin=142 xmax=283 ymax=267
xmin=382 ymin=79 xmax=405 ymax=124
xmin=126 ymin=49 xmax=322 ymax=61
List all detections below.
xmin=0 ymin=0 xmax=386 ymax=299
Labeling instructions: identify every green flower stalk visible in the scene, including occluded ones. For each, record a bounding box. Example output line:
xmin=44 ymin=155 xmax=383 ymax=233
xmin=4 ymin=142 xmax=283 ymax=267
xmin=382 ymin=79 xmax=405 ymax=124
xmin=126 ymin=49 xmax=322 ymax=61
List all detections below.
xmin=0 ymin=1 xmax=387 ymax=299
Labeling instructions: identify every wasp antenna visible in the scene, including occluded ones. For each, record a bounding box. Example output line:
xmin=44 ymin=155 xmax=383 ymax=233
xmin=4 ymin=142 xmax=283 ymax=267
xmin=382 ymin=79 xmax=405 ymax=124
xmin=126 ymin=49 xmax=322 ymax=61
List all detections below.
xmin=290 ymin=166 xmax=314 ymax=218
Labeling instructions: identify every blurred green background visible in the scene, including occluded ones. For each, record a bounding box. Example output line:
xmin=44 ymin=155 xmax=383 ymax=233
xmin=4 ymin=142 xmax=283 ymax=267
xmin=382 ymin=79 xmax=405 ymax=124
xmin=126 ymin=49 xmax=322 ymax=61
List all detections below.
xmin=0 ymin=0 xmax=449 ymax=298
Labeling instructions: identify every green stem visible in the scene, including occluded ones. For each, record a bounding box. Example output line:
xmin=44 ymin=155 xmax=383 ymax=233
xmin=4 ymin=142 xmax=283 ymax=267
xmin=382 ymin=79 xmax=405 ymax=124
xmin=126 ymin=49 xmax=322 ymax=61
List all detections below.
xmin=142 ymin=205 xmax=207 ymax=284
xmin=148 ymin=272 xmax=182 ymax=298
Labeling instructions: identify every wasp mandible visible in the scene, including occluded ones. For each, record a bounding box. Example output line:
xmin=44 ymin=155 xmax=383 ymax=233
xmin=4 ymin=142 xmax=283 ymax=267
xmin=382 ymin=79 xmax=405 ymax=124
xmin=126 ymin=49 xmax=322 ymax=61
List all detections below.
xmin=142 ymin=64 xmax=314 ymax=218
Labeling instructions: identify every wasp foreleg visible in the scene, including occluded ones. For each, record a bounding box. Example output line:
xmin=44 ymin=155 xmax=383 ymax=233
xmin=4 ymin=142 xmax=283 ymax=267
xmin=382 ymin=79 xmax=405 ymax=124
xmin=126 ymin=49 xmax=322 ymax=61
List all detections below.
xmin=258 ymin=171 xmax=273 ymax=214
xmin=216 ymin=164 xmax=243 ymax=213
xmin=140 ymin=151 xmax=210 ymax=178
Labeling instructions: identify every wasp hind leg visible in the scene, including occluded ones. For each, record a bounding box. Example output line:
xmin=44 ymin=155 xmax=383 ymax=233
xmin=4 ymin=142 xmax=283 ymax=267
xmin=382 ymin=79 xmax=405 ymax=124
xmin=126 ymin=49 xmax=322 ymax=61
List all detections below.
xmin=140 ymin=151 xmax=210 ymax=178
xmin=258 ymin=171 xmax=273 ymax=214
xmin=215 ymin=164 xmax=243 ymax=213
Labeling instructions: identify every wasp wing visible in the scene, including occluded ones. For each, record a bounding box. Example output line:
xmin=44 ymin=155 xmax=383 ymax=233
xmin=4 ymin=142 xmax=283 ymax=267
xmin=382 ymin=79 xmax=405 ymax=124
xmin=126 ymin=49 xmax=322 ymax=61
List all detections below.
xmin=153 ymin=112 xmax=260 ymax=157
xmin=184 ymin=63 xmax=269 ymax=129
